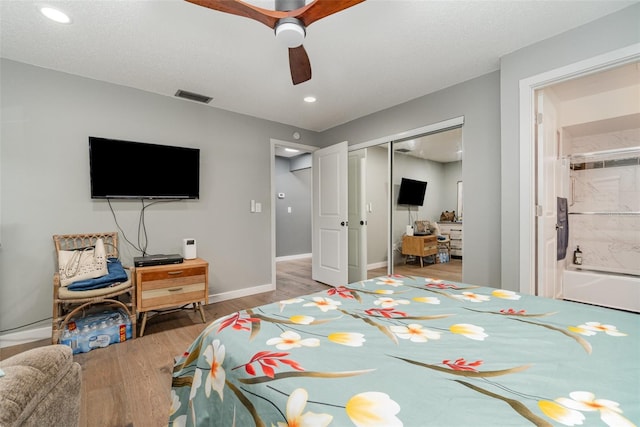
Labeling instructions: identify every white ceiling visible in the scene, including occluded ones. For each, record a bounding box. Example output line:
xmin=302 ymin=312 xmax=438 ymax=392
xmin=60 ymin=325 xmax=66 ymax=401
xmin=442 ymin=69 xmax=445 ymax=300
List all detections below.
xmin=395 ymin=126 xmax=463 ymax=163
xmin=0 ymin=0 xmax=635 ymax=132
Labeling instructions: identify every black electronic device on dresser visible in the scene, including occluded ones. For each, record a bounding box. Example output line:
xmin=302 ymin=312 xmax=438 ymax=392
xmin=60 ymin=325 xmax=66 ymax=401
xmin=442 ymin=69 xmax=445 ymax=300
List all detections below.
xmin=134 ymin=254 xmax=184 ymax=267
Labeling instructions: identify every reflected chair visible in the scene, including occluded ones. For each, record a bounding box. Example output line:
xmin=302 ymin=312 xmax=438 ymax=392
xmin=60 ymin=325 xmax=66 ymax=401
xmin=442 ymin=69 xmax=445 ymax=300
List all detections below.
xmin=52 ymin=232 xmax=136 ymax=344
xmin=431 ymin=222 xmax=451 ymax=262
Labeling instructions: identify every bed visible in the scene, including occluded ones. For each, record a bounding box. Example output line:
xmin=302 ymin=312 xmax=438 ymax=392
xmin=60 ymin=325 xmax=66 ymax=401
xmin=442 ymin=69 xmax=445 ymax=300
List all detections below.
xmin=170 ymin=275 xmax=639 ymax=426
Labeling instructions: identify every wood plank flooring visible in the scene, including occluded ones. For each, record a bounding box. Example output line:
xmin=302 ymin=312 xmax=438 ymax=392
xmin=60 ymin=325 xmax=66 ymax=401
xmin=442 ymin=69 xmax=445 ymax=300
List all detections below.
xmin=2 ymin=257 xmax=461 ymax=426
xmin=369 ymin=257 xmax=462 ymax=282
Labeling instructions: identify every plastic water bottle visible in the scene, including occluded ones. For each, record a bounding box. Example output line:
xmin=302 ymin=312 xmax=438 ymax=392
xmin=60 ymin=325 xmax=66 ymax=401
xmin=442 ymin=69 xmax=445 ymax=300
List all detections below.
xmin=60 ymin=329 xmax=72 ymax=348
xmin=69 ymin=326 xmax=79 ymax=352
xmin=76 ymin=324 xmax=89 ymax=353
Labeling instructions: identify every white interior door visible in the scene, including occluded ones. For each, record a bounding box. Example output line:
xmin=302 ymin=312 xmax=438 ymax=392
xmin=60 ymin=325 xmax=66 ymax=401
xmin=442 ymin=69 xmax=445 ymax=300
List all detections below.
xmin=312 ymin=142 xmax=348 ymax=286
xmin=536 ymin=90 xmax=559 ymax=298
xmin=348 ymin=151 xmax=367 ymax=282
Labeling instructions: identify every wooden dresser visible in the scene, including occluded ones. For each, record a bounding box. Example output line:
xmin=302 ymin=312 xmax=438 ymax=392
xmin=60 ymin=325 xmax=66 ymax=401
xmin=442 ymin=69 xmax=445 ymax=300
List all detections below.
xmin=438 ymin=222 xmax=463 ymax=257
xmin=135 ymin=258 xmax=209 ymax=336
xmin=401 ymin=234 xmax=438 ymax=267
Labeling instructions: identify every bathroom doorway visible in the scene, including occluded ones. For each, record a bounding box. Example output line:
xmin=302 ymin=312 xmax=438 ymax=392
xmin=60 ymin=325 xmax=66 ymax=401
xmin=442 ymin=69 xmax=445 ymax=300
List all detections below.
xmin=532 ymin=61 xmax=640 ymax=311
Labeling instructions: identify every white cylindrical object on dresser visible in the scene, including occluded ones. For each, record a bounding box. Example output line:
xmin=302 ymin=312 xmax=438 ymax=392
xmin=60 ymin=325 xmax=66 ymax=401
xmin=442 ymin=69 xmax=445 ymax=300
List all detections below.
xmin=183 ymin=238 xmax=197 ymax=260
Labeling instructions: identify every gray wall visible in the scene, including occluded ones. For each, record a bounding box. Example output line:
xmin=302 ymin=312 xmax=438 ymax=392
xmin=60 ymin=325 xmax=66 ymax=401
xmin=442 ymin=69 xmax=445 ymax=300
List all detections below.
xmin=0 ymin=59 xmax=319 ymax=333
xmin=499 ymin=4 xmax=640 ymax=291
xmin=320 ymin=71 xmax=502 ymax=287
xmin=275 ymin=156 xmax=312 ymax=257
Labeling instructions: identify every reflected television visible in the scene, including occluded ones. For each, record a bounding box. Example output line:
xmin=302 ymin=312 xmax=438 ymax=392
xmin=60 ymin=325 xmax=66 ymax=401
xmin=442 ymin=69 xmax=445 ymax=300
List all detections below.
xmin=397 ymin=177 xmax=427 ymax=206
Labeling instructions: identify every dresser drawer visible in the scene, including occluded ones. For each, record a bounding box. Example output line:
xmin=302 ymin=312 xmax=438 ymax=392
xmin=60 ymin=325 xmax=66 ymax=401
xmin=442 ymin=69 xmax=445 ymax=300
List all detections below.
xmin=138 ymin=266 xmax=206 ymax=285
xmin=136 ymin=264 xmax=208 ymax=310
xmin=140 ymin=282 xmax=206 ymax=309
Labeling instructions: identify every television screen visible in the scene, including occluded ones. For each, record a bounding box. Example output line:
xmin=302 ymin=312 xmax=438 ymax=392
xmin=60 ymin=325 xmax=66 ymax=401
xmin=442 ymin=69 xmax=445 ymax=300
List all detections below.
xmin=89 ymin=137 xmax=200 ymax=199
xmin=397 ymin=177 xmax=427 ymax=206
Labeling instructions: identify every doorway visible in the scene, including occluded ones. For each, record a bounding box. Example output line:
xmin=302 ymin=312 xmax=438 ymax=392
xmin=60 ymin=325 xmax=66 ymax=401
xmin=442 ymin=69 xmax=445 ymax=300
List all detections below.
xmin=270 ymin=139 xmax=317 ymax=287
xmin=518 ymin=45 xmax=640 ymax=296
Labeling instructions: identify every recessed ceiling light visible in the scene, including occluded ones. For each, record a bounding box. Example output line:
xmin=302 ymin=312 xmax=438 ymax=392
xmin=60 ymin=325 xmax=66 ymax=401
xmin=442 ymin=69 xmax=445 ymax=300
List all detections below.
xmin=40 ymin=7 xmax=71 ymax=24
xmin=285 ymin=148 xmax=300 ymax=153
xmin=303 ymin=96 xmax=316 ymax=103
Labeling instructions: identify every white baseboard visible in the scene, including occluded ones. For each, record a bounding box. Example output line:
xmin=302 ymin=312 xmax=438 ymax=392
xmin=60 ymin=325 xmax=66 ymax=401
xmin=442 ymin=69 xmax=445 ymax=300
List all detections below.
xmin=0 ymin=326 xmax=52 ymax=349
xmin=368 ymin=261 xmax=388 ymax=270
xmin=207 ymin=283 xmax=276 ymax=304
xmin=276 ymin=253 xmax=312 ymax=262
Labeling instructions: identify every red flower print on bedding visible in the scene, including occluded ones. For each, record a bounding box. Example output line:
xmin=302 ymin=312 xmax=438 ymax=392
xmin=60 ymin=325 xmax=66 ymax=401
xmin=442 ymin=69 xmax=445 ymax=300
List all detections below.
xmin=217 ymin=312 xmax=260 ymax=332
xmin=365 ymin=307 xmax=408 ymax=318
xmin=328 ymin=285 xmax=355 ymax=299
xmin=500 ymin=308 xmax=527 ymax=315
xmin=442 ymin=358 xmax=483 ymax=372
xmin=233 ymin=351 xmax=304 ymax=378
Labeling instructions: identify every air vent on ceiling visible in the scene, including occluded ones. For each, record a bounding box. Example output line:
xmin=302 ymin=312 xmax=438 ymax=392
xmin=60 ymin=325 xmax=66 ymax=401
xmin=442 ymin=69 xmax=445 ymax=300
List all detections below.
xmin=174 ymin=89 xmax=213 ymax=104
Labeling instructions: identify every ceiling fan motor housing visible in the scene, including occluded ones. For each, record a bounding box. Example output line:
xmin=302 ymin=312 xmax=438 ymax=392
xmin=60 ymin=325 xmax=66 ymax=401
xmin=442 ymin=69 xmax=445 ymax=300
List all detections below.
xmin=275 ymin=17 xmax=306 ymax=48
xmin=275 ymin=0 xmax=306 ymax=12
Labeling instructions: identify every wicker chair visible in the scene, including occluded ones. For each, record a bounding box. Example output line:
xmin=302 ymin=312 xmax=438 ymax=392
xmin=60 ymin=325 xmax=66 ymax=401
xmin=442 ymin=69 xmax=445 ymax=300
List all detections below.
xmin=52 ymin=232 xmax=136 ymax=344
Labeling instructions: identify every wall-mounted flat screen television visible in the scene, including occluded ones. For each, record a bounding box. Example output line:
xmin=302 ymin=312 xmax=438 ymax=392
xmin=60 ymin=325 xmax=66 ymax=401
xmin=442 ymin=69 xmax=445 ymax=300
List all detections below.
xmin=397 ymin=177 xmax=427 ymax=206
xmin=89 ymin=137 xmax=200 ymax=199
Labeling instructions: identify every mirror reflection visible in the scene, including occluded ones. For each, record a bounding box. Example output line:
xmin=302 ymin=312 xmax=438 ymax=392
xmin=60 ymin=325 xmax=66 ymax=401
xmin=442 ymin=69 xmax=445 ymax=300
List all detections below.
xmin=391 ymin=127 xmax=463 ymax=278
xmin=347 ymin=126 xmax=463 ymax=283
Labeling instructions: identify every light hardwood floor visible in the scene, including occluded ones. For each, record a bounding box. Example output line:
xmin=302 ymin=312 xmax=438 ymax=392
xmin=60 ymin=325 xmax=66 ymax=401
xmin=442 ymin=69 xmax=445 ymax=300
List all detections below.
xmin=2 ymin=257 xmax=461 ymax=426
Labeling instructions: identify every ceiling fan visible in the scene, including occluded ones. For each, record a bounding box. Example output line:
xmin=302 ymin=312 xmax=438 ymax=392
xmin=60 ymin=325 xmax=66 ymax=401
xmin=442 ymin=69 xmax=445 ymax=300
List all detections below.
xmin=186 ymin=0 xmax=366 ymax=85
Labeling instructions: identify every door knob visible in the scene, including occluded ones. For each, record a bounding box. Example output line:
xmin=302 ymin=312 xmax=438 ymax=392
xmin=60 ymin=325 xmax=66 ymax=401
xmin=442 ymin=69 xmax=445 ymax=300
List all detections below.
xmin=341 ymin=221 xmax=348 ymax=227
xmin=360 ymin=220 xmax=365 ymax=225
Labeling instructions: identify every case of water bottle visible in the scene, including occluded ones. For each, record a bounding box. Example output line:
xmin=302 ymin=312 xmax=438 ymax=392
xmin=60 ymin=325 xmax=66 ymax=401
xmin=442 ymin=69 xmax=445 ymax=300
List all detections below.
xmin=60 ymin=308 xmax=132 ymax=354
xmin=437 ymin=247 xmax=450 ymax=264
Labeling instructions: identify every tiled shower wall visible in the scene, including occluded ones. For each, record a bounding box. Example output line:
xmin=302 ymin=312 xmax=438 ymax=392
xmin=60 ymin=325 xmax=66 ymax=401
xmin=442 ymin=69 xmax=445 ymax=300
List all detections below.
xmin=568 ymin=127 xmax=640 ymax=276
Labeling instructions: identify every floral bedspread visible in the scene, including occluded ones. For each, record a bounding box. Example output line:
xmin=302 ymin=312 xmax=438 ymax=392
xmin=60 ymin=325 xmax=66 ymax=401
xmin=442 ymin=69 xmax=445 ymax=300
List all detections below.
xmin=170 ymin=275 xmax=639 ymax=426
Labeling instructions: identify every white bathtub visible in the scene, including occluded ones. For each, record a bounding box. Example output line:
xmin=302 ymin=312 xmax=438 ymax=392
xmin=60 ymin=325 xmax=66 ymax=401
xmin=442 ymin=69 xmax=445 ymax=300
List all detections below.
xmin=563 ymin=269 xmax=640 ymax=312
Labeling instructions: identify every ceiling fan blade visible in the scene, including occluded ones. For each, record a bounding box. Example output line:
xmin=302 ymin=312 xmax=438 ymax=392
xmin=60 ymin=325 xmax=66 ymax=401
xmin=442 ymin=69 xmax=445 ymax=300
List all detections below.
xmin=185 ymin=0 xmax=287 ymax=29
xmin=289 ymin=45 xmax=311 ymax=85
xmin=295 ymin=0 xmax=366 ymax=27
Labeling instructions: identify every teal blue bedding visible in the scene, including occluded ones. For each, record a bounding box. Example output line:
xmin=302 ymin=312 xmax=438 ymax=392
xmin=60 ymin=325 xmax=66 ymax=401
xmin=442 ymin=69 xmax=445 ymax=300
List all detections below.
xmin=170 ymin=275 xmax=639 ymax=426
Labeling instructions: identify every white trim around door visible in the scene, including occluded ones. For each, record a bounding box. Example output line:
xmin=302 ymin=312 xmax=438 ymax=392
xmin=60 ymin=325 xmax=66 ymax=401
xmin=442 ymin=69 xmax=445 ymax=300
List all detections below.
xmin=518 ymin=43 xmax=640 ymax=295
xmin=270 ymin=138 xmax=319 ymax=289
